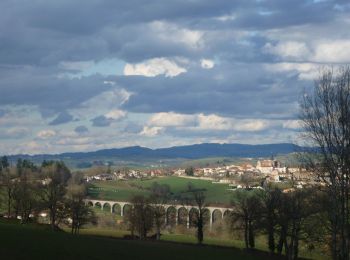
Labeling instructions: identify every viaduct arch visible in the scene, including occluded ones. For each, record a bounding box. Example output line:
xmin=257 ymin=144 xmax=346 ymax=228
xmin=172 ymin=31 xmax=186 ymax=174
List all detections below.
xmin=85 ymin=199 xmax=230 ymax=228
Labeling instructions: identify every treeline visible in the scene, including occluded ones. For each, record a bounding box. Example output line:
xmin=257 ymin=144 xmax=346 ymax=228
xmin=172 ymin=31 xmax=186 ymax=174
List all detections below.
xmin=124 ymin=183 xmax=330 ymax=260
xmin=0 ymin=157 xmax=95 ymax=234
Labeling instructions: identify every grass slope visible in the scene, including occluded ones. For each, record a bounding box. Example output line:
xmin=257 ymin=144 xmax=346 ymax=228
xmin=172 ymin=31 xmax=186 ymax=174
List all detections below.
xmin=0 ymin=220 xmax=282 ymax=260
xmin=87 ymin=177 xmax=233 ymax=205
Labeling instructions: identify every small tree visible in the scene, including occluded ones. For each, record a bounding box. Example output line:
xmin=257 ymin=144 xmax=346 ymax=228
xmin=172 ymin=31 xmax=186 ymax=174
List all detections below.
xmin=185 ymin=167 xmax=194 ymax=176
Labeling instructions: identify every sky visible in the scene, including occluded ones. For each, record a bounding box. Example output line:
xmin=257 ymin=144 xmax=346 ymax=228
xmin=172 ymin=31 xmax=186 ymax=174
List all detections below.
xmin=1 ymin=0 xmax=350 ymax=155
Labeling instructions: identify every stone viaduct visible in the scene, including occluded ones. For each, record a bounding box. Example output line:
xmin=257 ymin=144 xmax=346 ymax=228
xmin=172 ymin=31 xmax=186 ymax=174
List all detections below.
xmin=85 ymin=199 xmax=231 ymax=228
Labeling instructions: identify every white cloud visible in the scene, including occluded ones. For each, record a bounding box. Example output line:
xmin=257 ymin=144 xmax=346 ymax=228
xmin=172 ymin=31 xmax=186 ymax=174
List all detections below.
xmin=124 ymin=58 xmax=187 ymax=77
xmin=264 ymin=62 xmax=320 ymax=80
xmin=200 ymin=59 xmax=215 ymax=69
xmin=150 ymin=21 xmax=203 ymax=49
xmin=37 ymin=130 xmax=56 ymax=139
xmin=105 ymin=109 xmax=127 ymax=120
xmin=283 ymin=120 xmax=302 ymax=129
xmin=233 ymin=119 xmax=270 ymax=132
xmin=313 ymin=40 xmax=350 ymax=63
xmin=215 ymin=14 xmax=236 ymax=21
xmin=75 ymin=88 xmax=131 ymax=119
xmin=264 ymin=41 xmax=311 ymax=61
xmin=140 ymin=126 xmax=164 ymax=137
xmin=197 ymin=114 xmax=231 ymax=130
xmin=147 ymin=112 xmax=270 ymax=132
xmin=148 ymin=112 xmax=194 ymax=127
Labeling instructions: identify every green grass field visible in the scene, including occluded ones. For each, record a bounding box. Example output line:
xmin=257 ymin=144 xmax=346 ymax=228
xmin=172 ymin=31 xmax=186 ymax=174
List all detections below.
xmin=87 ymin=176 xmax=234 ymax=205
xmin=0 ymin=219 xmax=288 ymax=260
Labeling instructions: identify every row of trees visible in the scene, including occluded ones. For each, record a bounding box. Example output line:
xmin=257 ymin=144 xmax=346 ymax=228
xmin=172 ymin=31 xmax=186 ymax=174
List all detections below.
xmin=0 ymin=158 xmax=95 ymax=234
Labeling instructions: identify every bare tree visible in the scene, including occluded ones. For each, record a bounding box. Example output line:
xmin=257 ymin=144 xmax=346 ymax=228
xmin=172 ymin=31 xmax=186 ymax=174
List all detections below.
xmin=185 ymin=185 xmax=207 ymax=245
xmin=127 ymin=195 xmax=154 ymax=240
xmin=2 ymin=167 xmax=17 ymax=218
xmin=66 ymin=184 xmax=95 ymax=234
xmin=300 ymin=67 xmax=350 ymax=259
xmin=39 ymin=161 xmax=71 ymax=230
xmin=230 ymin=190 xmax=262 ymax=250
xmin=13 ymin=168 xmax=40 ymax=223
xmin=261 ymin=187 xmax=282 ymax=254
xmin=149 ymin=182 xmax=171 ymax=240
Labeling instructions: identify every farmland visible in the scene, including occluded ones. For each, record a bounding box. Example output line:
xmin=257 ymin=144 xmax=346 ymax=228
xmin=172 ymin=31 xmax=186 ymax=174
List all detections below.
xmin=87 ymin=176 xmax=234 ymax=205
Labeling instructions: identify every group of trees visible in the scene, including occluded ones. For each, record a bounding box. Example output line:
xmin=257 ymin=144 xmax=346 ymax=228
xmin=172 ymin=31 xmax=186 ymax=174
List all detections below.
xmin=125 ymin=182 xmax=207 ymax=244
xmin=227 ymin=67 xmax=350 ymax=260
xmin=126 ymin=182 xmax=171 ymax=240
xmin=229 ymin=187 xmax=323 ymax=260
xmin=0 ymin=158 xmax=94 ymax=234
xmin=300 ymin=67 xmax=350 ymax=259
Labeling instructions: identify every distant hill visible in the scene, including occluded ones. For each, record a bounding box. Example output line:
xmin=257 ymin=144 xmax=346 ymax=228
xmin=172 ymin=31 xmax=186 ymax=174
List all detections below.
xmin=7 ymin=143 xmax=304 ymax=162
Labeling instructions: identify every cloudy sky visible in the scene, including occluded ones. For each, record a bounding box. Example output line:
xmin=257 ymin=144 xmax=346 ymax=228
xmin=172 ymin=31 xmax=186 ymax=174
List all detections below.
xmin=0 ymin=0 xmax=349 ymax=155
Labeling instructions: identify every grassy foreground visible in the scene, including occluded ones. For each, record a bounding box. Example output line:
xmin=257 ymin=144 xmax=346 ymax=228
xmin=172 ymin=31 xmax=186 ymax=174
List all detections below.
xmin=0 ymin=220 xmax=285 ymax=260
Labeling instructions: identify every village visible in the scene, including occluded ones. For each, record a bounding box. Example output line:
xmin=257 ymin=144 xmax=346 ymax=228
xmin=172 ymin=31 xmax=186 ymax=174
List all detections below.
xmin=86 ymin=159 xmax=319 ymax=191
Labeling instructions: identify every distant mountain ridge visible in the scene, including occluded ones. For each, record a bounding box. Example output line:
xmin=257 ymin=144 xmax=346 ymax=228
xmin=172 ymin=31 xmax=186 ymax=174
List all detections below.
xmin=7 ymin=143 xmax=304 ymax=161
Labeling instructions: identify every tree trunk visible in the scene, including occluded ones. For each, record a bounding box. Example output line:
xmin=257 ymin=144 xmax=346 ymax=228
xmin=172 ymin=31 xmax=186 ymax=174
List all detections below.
xmin=156 ymin=224 xmax=161 ymax=240
xmin=197 ymin=216 xmax=203 ymax=245
xmin=244 ymin=218 xmax=249 ymax=249
xmin=267 ymin=220 xmax=275 ymax=254
xmin=277 ymin=226 xmax=286 ymax=255
xmin=7 ymin=193 xmax=11 ymax=218
xmin=248 ymin=220 xmax=255 ymax=248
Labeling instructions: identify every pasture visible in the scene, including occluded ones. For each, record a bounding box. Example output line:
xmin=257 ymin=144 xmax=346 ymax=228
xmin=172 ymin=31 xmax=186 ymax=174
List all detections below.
xmin=87 ymin=176 xmax=234 ymax=205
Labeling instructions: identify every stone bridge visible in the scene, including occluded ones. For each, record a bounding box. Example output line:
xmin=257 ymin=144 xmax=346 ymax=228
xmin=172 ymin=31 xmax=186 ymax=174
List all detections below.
xmin=85 ymin=199 xmax=231 ymax=228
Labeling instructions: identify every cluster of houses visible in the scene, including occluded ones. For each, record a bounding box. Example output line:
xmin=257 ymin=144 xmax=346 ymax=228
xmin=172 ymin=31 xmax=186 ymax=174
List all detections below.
xmin=172 ymin=159 xmax=315 ymax=189
xmin=85 ymin=169 xmax=165 ymax=182
xmin=85 ymin=159 xmax=317 ymax=190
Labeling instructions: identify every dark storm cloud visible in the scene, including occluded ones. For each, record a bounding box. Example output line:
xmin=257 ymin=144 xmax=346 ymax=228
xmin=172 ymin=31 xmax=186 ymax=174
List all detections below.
xmin=75 ymin=125 xmax=89 ymax=134
xmin=49 ymin=111 xmax=74 ymax=125
xmin=124 ymin=122 xmax=143 ymax=134
xmin=0 ymin=66 xmax=111 ymax=112
xmin=0 ymin=0 xmax=349 ymax=133
xmin=0 ymin=0 xmax=346 ymax=65
xmin=91 ymin=115 xmax=112 ymax=127
xmin=118 ymin=63 xmax=305 ymax=119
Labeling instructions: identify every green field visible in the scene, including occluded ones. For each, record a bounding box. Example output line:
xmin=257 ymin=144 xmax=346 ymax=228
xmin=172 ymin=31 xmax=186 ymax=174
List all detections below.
xmin=0 ymin=219 xmax=286 ymax=260
xmin=87 ymin=176 xmax=234 ymax=205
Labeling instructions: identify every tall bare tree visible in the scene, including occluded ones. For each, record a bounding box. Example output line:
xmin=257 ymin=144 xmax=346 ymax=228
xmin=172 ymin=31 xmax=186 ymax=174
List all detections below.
xmin=39 ymin=161 xmax=71 ymax=230
xmin=149 ymin=182 xmax=170 ymax=240
xmin=185 ymin=185 xmax=207 ymax=245
xmin=127 ymin=195 xmax=154 ymax=240
xmin=230 ymin=190 xmax=262 ymax=250
xmin=66 ymin=184 xmax=95 ymax=234
xmin=261 ymin=187 xmax=282 ymax=254
xmin=300 ymin=66 xmax=350 ymax=259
